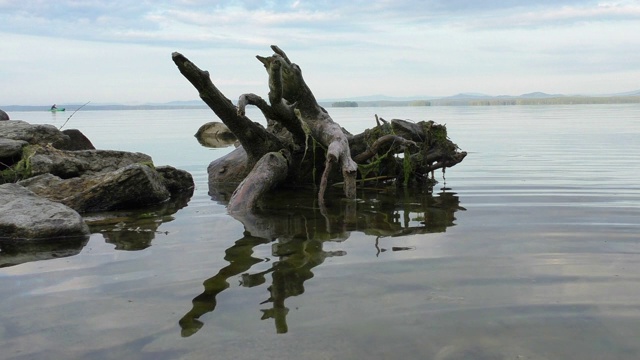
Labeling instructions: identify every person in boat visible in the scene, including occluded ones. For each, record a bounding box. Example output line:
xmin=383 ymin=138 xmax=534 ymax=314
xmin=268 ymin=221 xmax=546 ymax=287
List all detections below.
xmin=51 ymin=104 xmax=57 ymax=110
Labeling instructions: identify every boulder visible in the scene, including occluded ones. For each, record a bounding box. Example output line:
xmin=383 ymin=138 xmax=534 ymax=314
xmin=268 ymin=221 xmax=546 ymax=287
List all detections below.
xmin=194 ymin=121 xmax=237 ymax=148
xmin=156 ymin=165 xmax=195 ymax=195
xmin=0 ymin=120 xmax=69 ymax=147
xmin=19 ymin=164 xmax=171 ymax=213
xmin=0 ymin=109 xmax=8 ymax=121
xmin=2 ymin=120 xmax=194 ymax=216
xmin=27 ymin=145 xmax=153 ymax=179
xmin=0 ymin=138 xmax=27 ymax=159
xmin=0 ymin=183 xmax=90 ymax=239
xmin=58 ymin=129 xmax=96 ymax=150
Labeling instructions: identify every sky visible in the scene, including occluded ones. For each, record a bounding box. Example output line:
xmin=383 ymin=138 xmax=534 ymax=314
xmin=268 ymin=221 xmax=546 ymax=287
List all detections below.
xmin=1 ymin=0 xmax=640 ymax=105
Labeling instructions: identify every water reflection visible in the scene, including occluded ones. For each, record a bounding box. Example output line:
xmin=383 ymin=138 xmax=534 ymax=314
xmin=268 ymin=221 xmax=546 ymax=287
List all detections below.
xmin=0 ymin=235 xmax=89 ymax=268
xmin=0 ymin=192 xmax=192 ymax=267
xmin=84 ymin=191 xmax=192 ymax=250
xmin=194 ymin=121 xmax=238 ymax=148
xmin=180 ymin=188 xmax=464 ymax=336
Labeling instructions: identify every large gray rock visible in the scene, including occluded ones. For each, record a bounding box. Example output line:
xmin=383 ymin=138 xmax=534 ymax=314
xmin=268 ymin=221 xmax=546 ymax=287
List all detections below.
xmin=2 ymin=120 xmax=193 ymax=217
xmin=0 ymin=109 xmax=9 ymax=121
xmin=0 ymin=120 xmax=68 ymax=146
xmin=0 ymin=183 xmax=90 ymax=239
xmin=20 ymin=164 xmax=171 ymax=212
xmin=0 ymin=138 xmax=27 ymax=159
xmin=156 ymin=165 xmax=195 ymax=195
xmin=58 ymin=129 xmax=96 ymax=150
xmin=28 ymin=145 xmax=153 ymax=178
xmin=194 ymin=121 xmax=237 ymax=148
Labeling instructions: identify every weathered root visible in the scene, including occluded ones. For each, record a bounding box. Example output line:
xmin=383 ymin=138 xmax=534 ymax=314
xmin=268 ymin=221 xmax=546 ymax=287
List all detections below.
xmin=227 ymin=151 xmax=290 ymax=213
xmin=317 ymin=154 xmax=334 ymax=207
xmin=353 ymin=134 xmax=417 ymax=163
xmin=172 ymin=52 xmax=283 ymax=167
xmin=174 ymin=46 xmax=467 ymax=213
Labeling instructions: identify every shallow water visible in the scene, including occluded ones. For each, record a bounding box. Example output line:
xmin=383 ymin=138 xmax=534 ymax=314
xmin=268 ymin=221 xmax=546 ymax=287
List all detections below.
xmin=1 ymin=104 xmax=640 ymax=359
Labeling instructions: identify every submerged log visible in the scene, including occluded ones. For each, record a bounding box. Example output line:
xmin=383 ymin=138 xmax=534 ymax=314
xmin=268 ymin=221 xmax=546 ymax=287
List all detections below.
xmin=173 ymin=46 xmax=466 ymax=213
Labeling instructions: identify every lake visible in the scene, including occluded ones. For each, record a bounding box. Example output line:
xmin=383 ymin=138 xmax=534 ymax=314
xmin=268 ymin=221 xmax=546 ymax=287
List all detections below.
xmin=1 ymin=104 xmax=640 ymax=359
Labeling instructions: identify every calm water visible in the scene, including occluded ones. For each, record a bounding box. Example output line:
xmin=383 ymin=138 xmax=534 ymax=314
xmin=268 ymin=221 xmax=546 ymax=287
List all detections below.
xmin=1 ymin=105 xmax=640 ymax=359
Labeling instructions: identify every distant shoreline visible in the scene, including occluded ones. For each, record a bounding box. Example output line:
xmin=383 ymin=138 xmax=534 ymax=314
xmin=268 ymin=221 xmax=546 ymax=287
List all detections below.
xmin=331 ymin=96 xmax=640 ymax=107
xmin=3 ymin=95 xmax=640 ymax=111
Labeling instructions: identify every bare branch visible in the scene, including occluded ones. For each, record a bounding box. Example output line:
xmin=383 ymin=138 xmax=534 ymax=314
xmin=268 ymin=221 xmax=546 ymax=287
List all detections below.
xmin=237 ymin=93 xmax=274 ymax=118
xmin=353 ymin=134 xmax=418 ymax=163
xmin=270 ymin=45 xmax=291 ymax=65
xmin=172 ymin=52 xmax=283 ymax=166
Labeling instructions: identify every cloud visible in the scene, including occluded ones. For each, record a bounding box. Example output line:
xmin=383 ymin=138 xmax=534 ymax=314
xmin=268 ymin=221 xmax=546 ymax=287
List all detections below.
xmin=2 ymin=0 xmax=640 ymax=105
xmin=466 ymin=2 xmax=640 ymax=29
xmin=3 ymin=1 xmax=638 ymax=48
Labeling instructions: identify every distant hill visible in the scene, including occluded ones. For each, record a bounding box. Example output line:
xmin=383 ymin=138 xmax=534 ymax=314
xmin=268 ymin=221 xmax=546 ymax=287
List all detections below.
xmin=442 ymin=93 xmax=492 ymax=99
xmin=519 ymin=92 xmax=563 ymax=98
xmin=610 ymin=89 xmax=640 ymax=97
xmin=4 ymin=89 xmax=640 ymax=111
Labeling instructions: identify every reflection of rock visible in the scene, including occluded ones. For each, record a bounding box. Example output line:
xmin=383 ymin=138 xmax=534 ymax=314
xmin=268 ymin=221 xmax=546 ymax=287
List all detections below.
xmin=84 ymin=190 xmax=193 ymax=251
xmin=0 ymin=183 xmax=90 ymax=238
xmin=0 ymin=235 xmax=89 ymax=268
xmin=194 ymin=122 xmax=237 ymax=148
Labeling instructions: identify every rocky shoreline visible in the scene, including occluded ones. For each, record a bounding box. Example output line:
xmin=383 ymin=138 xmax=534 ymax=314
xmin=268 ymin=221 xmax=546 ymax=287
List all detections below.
xmin=0 ymin=117 xmax=195 ymax=242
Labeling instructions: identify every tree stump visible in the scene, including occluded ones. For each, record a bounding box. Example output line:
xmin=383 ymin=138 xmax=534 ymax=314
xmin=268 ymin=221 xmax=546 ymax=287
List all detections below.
xmin=172 ymin=46 xmax=466 ymax=213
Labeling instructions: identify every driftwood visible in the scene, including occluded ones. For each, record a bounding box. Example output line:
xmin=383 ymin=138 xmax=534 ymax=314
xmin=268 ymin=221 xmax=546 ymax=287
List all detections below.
xmin=172 ymin=46 xmax=466 ymax=213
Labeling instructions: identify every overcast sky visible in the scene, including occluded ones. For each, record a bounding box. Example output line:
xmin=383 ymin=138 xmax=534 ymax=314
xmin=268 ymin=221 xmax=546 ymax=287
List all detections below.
xmin=2 ymin=0 xmax=639 ymax=105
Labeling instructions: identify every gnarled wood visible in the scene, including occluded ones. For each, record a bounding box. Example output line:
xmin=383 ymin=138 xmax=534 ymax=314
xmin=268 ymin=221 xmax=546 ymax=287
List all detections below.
xmin=173 ymin=46 xmax=466 ymax=212
xmin=172 ymin=52 xmax=283 ymax=167
xmin=227 ymin=151 xmax=289 ymax=213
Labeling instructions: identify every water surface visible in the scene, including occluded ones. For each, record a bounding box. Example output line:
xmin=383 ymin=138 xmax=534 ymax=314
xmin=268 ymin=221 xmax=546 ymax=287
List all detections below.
xmin=1 ymin=105 xmax=640 ymax=359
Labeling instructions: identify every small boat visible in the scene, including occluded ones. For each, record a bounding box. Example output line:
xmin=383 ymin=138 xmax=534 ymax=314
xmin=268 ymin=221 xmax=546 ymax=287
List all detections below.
xmin=50 ymin=108 xmax=66 ymax=112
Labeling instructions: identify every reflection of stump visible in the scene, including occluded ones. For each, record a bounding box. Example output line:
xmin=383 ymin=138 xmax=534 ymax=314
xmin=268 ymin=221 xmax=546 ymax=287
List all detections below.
xmin=178 ymin=187 xmax=464 ymax=336
xmin=173 ymin=46 xmax=466 ymax=213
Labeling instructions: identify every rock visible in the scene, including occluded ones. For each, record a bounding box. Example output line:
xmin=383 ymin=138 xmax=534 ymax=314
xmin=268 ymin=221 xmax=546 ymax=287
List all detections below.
xmin=0 ymin=138 xmax=28 ymax=183
xmin=0 ymin=109 xmax=9 ymax=121
xmin=156 ymin=165 xmax=195 ymax=195
xmin=0 ymin=138 xmax=27 ymax=159
xmin=2 ymin=120 xmax=194 ymax=217
xmin=0 ymin=120 xmax=69 ymax=147
xmin=195 ymin=121 xmax=237 ymax=148
xmin=58 ymin=129 xmax=96 ymax=150
xmin=27 ymin=145 xmax=153 ymax=179
xmin=19 ymin=164 xmax=171 ymax=213
xmin=0 ymin=183 xmax=90 ymax=239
